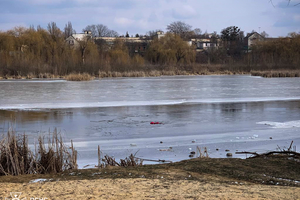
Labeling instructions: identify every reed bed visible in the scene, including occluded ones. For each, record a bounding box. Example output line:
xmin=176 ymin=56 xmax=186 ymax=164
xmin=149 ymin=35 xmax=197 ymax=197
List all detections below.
xmin=66 ymin=73 xmax=94 ymax=81
xmin=99 ymin=154 xmax=143 ymax=168
xmin=251 ymin=70 xmax=300 ymax=78
xmin=98 ymin=70 xmax=192 ymax=78
xmin=97 ymin=145 xmax=143 ymax=168
xmin=0 ymin=128 xmax=77 ymax=176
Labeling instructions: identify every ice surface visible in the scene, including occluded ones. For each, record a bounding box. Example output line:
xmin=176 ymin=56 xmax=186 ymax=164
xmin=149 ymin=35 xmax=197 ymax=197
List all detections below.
xmin=1 ymin=76 xmax=300 ymax=168
xmin=257 ymin=120 xmax=300 ymax=128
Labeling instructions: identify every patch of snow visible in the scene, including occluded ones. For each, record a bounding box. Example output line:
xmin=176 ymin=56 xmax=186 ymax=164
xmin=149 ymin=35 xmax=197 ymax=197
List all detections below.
xmin=29 ymin=179 xmax=50 ymax=183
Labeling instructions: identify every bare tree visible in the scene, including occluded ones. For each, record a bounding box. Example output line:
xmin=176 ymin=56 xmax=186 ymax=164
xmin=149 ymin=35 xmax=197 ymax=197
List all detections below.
xmin=83 ymin=25 xmax=97 ymax=37
xmin=288 ymin=32 xmax=300 ymax=37
xmin=64 ymin=21 xmax=76 ymax=39
xmin=193 ymin=28 xmax=202 ymax=36
xmin=47 ymin=22 xmax=62 ymax=39
xmin=83 ymin=24 xmax=119 ymax=37
xmin=269 ymin=0 xmax=300 ymax=6
xmin=166 ymin=21 xmax=193 ymax=39
xmin=145 ymin=29 xmax=163 ymax=39
xmin=107 ymin=30 xmax=119 ymax=37
xmin=78 ymin=34 xmax=93 ymax=65
xmin=260 ymin=31 xmax=269 ymax=38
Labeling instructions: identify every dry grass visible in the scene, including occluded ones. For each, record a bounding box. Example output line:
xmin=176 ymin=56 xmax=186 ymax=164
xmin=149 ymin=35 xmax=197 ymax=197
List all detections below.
xmin=38 ymin=73 xmax=57 ymax=79
xmin=0 ymin=128 xmax=77 ymax=176
xmin=251 ymin=70 xmax=300 ymax=78
xmin=98 ymin=70 xmax=192 ymax=78
xmin=65 ymin=73 xmax=94 ymax=81
xmin=97 ymin=145 xmax=143 ymax=168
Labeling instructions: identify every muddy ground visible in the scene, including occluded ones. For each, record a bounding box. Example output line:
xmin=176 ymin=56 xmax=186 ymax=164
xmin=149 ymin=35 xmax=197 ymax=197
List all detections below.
xmin=1 ymin=157 xmax=299 ymax=199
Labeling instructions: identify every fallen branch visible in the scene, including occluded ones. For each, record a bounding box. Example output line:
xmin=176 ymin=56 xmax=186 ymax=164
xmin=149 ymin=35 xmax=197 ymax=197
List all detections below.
xmin=134 ymin=157 xmax=172 ymax=163
xmin=236 ymin=150 xmax=300 ymax=159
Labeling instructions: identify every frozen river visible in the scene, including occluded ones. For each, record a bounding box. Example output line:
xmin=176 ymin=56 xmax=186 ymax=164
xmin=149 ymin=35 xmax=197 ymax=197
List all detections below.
xmin=0 ymin=75 xmax=300 ymax=167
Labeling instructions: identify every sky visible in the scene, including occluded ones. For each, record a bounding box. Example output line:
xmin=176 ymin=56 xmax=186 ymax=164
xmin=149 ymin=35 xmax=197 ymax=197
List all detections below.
xmin=0 ymin=0 xmax=299 ymax=37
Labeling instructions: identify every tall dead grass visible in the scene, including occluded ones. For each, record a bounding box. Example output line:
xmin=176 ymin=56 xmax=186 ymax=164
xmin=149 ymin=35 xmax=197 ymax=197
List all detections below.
xmin=0 ymin=128 xmax=77 ymax=176
xmin=66 ymin=73 xmax=94 ymax=81
xmin=98 ymin=70 xmax=191 ymax=78
xmin=251 ymin=70 xmax=300 ymax=78
xmin=97 ymin=145 xmax=143 ymax=168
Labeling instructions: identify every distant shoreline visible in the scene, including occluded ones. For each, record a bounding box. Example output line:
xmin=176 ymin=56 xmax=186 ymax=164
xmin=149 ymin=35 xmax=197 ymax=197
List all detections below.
xmin=1 ymin=69 xmax=300 ymax=80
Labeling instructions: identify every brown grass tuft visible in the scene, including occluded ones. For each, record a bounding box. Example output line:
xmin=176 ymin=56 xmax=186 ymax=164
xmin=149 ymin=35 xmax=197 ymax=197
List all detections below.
xmin=251 ymin=70 xmax=300 ymax=78
xmin=66 ymin=73 xmax=94 ymax=81
xmin=0 ymin=128 xmax=77 ymax=176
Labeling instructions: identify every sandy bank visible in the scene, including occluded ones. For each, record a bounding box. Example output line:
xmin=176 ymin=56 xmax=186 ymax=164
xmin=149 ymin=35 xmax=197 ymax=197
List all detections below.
xmin=1 ymin=178 xmax=299 ymax=200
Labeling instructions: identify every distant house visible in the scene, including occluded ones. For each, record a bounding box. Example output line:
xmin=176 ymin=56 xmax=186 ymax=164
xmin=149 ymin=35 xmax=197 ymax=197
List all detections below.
xmin=95 ymin=36 xmax=149 ymax=56
xmin=190 ymin=36 xmax=221 ymax=51
xmin=66 ymin=31 xmax=92 ymax=48
xmin=153 ymin=31 xmax=165 ymax=40
xmin=244 ymin=32 xmax=265 ymax=51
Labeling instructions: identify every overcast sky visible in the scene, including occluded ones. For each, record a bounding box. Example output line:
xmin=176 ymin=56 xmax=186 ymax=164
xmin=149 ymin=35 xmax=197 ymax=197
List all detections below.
xmin=0 ymin=0 xmax=299 ymax=37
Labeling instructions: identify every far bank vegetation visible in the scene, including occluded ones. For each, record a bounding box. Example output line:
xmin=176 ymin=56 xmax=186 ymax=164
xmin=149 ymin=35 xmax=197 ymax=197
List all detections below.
xmin=0 ymin=22 xmax=299 ymax=79
xmin=66 ymin=73 xmax=94 ymax=81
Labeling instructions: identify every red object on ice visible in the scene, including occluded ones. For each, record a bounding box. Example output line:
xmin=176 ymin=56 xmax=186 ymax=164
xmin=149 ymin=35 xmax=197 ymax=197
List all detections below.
xmin=150 ymin=122 xmax=161 ymax=124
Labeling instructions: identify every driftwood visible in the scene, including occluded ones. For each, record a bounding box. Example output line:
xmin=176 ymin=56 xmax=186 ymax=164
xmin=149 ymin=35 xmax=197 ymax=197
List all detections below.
xmin=236 ymin=141 xmax=300 ymax=159
xmin=134 ymin=157 xmax=173 ymax=163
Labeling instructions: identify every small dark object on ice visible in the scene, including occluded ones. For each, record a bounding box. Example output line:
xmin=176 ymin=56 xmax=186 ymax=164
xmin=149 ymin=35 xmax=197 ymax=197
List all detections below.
xmin=225 ymin=149 xmax=230 ymax=152
xmin=160 ymin=141 xmax=163 ymax=144
xmin=190 ymin=151 xmax=196 ymax=155
xmin=270 ymin=137 xmax=273 ymax=139
xmin=226 ymin=153 xmax=233 ymax=157
xmin=189 ymin=154 xmax=194 ymax=158
xmin=216 ymin=148 xmax=219 ymax=151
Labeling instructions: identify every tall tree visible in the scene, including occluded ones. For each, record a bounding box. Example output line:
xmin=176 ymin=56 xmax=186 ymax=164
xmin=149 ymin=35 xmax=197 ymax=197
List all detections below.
xmin=221 ymin=26 xmax=241 ymax=42
xmin=146 ymin=33 xmax=195 ymax=65
xmin=221 ymin=26 xmax=243 ymax=58
xmin=78 ymin=34 xmax=93 ymax=65
xmin=47 ymin=22 xmax=61 ymax=39
xmin=64 ymin=21 xmax=75 ymax=39
xmin=166 ymin=21 xmax=193 ymax=39
xmin=193 ymin=28 xmax=202 ymax=36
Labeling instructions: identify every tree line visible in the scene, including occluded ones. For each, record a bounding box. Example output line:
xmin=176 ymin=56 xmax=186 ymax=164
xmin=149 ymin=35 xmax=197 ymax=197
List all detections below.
xmin=0 ymin=21 xmax=299 ymax=77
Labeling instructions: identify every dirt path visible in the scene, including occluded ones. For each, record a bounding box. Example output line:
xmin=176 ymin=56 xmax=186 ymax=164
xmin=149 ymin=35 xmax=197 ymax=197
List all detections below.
xmin=1 ymin=178 xmax=299 ymax=200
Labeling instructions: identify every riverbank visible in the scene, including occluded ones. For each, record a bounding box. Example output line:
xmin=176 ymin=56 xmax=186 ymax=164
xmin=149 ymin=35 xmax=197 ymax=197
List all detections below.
xmin=1 ymin=157 xmax=299 ymax=199
xmin=251 ymin=70 xmax=300 ymax=78
xmin=1 ymin=69 xmax=300 ymax=80
xmin=0 ymin=69 xmax=245 ymax=80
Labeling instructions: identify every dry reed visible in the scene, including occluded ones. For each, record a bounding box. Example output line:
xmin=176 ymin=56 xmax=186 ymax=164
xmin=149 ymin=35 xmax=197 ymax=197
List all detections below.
xmin=0 ymin=128 xmax=77 ymax=176
xmin=251 ymin=70 xmax=300 ymax=78
xmin=197 ymin=146 xmax=209 ymax=158
xmin=97 ymin=146 xmax=143 ymax=168
xmin=66 ymin=73 xmax=94 ymax=81
xmin=100 ymin=154 xmax=143 ymax=168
